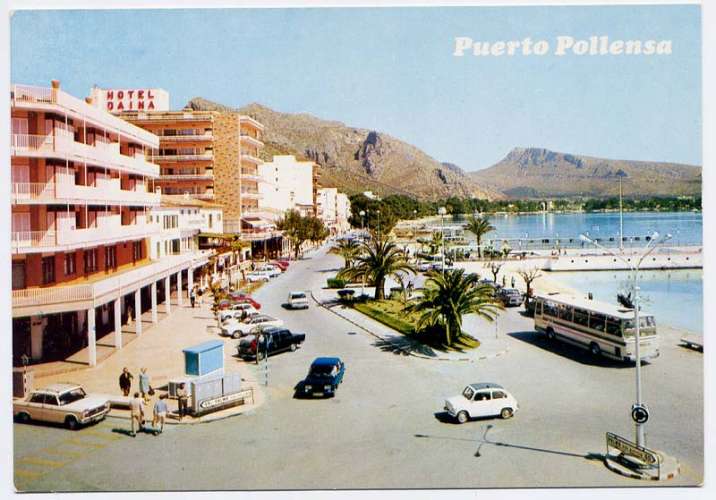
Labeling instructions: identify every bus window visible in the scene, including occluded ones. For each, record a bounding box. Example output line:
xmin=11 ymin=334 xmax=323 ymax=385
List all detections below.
xmin=543 ymin=301 xmax=558 ymax=317
xmin=589 ymin=313 xmax=606 ymax=332
xmin=558 ymin=305 xmax=573 ymax=322
xmin=605 ymin=318 xmax=622 ymax=336
xmin=573 ymin=308 xmax=589 ymax=327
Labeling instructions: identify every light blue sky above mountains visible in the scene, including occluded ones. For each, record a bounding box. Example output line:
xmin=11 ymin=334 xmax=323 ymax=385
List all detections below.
xmin=11 ymin=4 xmax=701 ymax=170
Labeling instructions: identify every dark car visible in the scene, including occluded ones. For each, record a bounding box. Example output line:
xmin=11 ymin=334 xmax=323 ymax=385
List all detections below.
xmin=237 ymin=327 xmax=306 ymax=360
xmin=298 ymin=357 xmax=346 ymax=398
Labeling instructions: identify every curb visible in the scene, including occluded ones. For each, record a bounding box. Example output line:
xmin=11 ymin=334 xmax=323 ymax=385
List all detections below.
xmin=603 ymin=452 xmax=681 ymax=481
xmin=310 ymin=290 xmax=509 ymax=362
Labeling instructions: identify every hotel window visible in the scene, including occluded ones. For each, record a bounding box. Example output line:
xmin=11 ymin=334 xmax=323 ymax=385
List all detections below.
xmin=132 ymin=241 xmax=143 ymax=261
xmin=41 ymin=256 xmax=56 ymax=284
xmin=64 ymin=252 xmax=76 ymax=276
xmin=84 ymin=249 xmax=98 ymax=273
xmin=105 ymin=246 xmax=117 ymax=270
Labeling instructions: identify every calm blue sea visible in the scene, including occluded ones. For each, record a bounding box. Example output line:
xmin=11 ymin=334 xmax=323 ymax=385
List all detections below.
xmin=454 ymin=211 xmax=702 ymax=247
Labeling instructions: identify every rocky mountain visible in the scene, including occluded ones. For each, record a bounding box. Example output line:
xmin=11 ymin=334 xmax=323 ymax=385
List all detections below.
xmin=186 ymin=97 xmax=501 ymax=200
xmin=470 ymin=147 xmax=701 ymax=198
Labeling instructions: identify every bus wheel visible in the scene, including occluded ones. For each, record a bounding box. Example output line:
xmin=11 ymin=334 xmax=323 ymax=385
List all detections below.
xmin=546 ymin=328 xmax=556 ymax=341
xmin=590 ymin=343 xmax=601 ymax=357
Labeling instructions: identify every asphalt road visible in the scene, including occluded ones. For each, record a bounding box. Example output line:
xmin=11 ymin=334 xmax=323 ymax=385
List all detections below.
xmin=14 ymin=245 xmax=704 ymax=491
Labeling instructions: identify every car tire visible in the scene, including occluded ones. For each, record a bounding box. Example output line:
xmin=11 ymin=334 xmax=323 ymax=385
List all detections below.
xmin=501 ymin=408 xmax=514 ymax=419
xmin=590 ymin=342 xmax=601 ymax=357
xmin=546 ymin=328 xmax=556 ymax=341
xmin=15 ymin=412 xmax=30 ymax=424
xmin=456 ymin=411 xmax=469 ymax=424
xmin=65 ymin=416 xmax=79 ymax=430
xmin=232 ymin=332 xmax=240 ymax=339
xmin=290 ymin=343 xmax=297 ymax=352
xmin=257 ymin=351 xmax=265 ymax=361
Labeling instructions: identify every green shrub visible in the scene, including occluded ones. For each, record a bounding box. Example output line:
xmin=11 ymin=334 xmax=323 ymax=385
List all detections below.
xmin=327 ymin=277 xmax=347 ymax=289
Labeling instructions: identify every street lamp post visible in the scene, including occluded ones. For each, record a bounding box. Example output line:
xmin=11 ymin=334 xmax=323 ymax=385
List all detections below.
xmin=376 ymin=210 xmax=381 ymax=235
xmin=438 ymin=207 xmax=447 ymax=272
xmin=579 ymin=231 xmax=671 ymax=448
xmin=359 ymin=210 xmax=365 ymax=234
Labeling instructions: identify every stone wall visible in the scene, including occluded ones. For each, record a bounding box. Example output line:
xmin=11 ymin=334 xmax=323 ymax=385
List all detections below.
xmin=213 ymin=112 xmax=242 ymax=224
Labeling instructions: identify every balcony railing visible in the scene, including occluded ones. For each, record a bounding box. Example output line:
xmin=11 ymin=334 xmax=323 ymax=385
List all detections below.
xmin=240 ymin=169 xmax=262 ymax=182
xmin=11 ymin=180 xmax=160 ymax=206
xmin=241 ymin=153 xmax=262 ymax=165
xmin=12 ymin=251 xmax=211 ymax=316
xmin=240 ymin=133 xmax=263 ymax=148
xmin=11 ymin=133 xmax=160 ymax=178
xmin=160 ymin=173 xmax=214 ymax=181
xmin=158 ymin=132 xmax=213 ymax=142
xmin=240 ymin=190 xmax=262 ymax=200
xmin=12 ymin=84 xmax=159 ymax=148
xmin=153 ymin=152 xmax=213 ymax=162
xmin=11 ymin=219 xmax=159 ymax=252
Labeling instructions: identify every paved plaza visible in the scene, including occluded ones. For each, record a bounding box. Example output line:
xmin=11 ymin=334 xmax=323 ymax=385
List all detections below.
xmin=13 ymin=245 xmax=704 ymax=491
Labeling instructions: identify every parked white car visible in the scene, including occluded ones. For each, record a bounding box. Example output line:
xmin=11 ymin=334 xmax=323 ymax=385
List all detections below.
xmin=444 ymin=383 xmax=519 ymax=424
xmin=256 ymin=264 xmax=282 ymax=278
xmin=246 ymin=271 xmax=271 ymax=282
xmin=417 ymin=261 xmax=432 ymax=272
xmin=287 ymin=291 xmax=310 ymax=309
xmin=221 ymin=314 xmax=284 ymax=339
xmin=13 ymin=384 xmax=110 ymax=430
xmin=219 ymin=303 xmax=258 ymax=323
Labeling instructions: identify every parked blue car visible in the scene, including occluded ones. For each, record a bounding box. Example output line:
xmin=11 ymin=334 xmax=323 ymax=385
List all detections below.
xmin=298 ymin=357 xmax=346 ymax=398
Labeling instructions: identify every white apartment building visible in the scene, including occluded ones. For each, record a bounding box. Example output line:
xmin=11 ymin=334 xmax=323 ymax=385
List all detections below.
xmin=257 ymin=155 xmax=317 ymax=220
xmin=150 ymin=195 xmax=224 ymax=260
xmin=317 ymin=188 xmax=352 ymax=235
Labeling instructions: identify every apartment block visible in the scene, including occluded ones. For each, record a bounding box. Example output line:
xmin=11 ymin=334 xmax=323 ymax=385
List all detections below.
xmin=258 ymin=155 xmax=317 ymax=219
xmin=11 ymin=81 xmax=210 ymax=368
xmin=115 ymin=99 xmax=265 ymax=235
xmin=317 ymin=188 xmax=352 ymax=235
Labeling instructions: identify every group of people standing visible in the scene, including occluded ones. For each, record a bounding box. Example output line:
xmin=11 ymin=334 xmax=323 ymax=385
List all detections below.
xmin=119 ymin=367 xmax=190 ymax=436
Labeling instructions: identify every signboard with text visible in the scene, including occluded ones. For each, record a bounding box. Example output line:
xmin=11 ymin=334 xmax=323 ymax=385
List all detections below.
xmin=89 ymin=87 xmax=170 ymax=112
xmin=606 ymin=432 xmax=660 ymax=466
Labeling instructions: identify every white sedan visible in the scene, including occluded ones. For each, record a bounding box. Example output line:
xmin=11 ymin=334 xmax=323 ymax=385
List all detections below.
xmin=444 ymin=383 xmax=519 ymax=423
xmin=221 ymin=314 xmax=284 ymax=339
xmin=256 ymin=264 xmax=282 ymax=278
xmin=246 ymin=271 xmax=271 ymax=282
xmin=218 ymin=303 xmax=258 ymax=323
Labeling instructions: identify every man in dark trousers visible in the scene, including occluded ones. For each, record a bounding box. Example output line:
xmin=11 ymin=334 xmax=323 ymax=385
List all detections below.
xmin=176 ymin=383 xmax=189 ymax=421
xmin=119 ymin=367 xmax=133 ymax=397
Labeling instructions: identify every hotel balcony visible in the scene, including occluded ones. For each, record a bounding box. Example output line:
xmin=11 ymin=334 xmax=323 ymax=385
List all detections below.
xmin=160 ymin=172 xmax=214 ymax=181
xmin=153 ymin=151 xmax=214 ymax=162
xmin=12 ymin=250 xmax=211 ymax=317
xmin=240 ymin=115 xmax=265 ymax=131
xmin=11 ymin=133 xmax=160 ymax=178
xmin=158 ymin=132 xmax=213 ymax=143
xmin=11 ymin=179 xmax=160 ymax=207
xmin=123 ymin=111 xmax=215 ymax=123
xmin=11 ymin=217 xmax=159 ymax=254
xmin=240 ymin=169 xmax=262 ymax=182
xmin=12 ymin=84 xmax=158 ymax=148
xmin=240 ymin=133 xmax=263 ymax=148
xmin=241 ymin=153 xmax=262 ymax=165
xmin=240 ymin=188 xmax=262 ymax=200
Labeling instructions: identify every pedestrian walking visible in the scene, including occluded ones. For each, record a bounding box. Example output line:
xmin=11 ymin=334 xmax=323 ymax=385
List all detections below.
xmin=502 ymin=275 xmax=506 ymax=287
xmin=139 ymin=367 xmax=151 ymax=402
xmin=152 ymin=394 xmax=168 ymax=435
xmin=511 ymin=276 xmax=515 ymax=288
xmin=127 ymin=305 xmax=133 ymax=326
xmin=176 ymin=383 xmax=189 ymax=420
xmin=119 ymin=367 xmax=133 ymax=397
xmin=198 ymin=286 xmax=204 ymax=306
xmin=190 ymin=287 xmax=196 ymax=308
xmin=129 ymin=392 xmax=145 ymax=437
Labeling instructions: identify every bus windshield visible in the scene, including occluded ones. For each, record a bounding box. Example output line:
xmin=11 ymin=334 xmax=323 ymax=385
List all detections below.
xmin=623 ymin=316 xmax=656 ymax=337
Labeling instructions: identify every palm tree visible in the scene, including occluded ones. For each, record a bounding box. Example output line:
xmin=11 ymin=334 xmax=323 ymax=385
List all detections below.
xmin=429 ymin=231 xmax=443 ymax=255
xmin=338 ymin=231 xmax=415 ymax=300
xmin=405 ymin=269 xmax=502 ymax=347
xmin=465 ymin=215 xmax=495 ymax=259
xmin=330 ymin=238 xmax=361 ymax=269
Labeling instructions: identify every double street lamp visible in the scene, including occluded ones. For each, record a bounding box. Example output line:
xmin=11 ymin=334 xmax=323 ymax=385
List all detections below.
xmin=579 ymin=231 xmax=672 ymax=447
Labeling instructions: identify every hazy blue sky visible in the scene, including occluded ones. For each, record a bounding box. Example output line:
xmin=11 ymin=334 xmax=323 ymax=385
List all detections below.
xmin=11 ymin=5 xmax=701 ymax=170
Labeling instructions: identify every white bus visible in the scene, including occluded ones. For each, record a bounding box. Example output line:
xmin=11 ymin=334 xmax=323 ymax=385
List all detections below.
xmin=533 ymin=292 xmax=659 ymax=362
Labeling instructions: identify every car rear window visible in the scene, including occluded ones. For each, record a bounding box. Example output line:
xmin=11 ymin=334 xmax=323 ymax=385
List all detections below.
xmin=291 ymin=293 xmax=306 ymax=299
xmin=59 ymin=388 xmax=86 ymax=405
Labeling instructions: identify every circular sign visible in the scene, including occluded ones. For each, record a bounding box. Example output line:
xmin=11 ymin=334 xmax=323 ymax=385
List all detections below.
xmin=631 ymin=404 xmax=649 ymax=424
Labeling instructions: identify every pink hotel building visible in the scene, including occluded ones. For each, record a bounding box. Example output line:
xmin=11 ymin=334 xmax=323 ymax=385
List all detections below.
xmin=10 ymin=81 xmax=210 ymax=367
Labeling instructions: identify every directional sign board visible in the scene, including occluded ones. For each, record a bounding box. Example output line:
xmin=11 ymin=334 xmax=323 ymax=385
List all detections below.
xmin=606 ymin=432 xmax=659 ymax=466
xmin=631 ymin=404 xmax=649 ymax=424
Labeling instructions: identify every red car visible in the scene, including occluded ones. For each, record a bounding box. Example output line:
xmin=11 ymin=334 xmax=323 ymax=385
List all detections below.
xmin=228 ymin=292 xmax=262 ymax=310
xmin=271 ymin=261 xmax=289 ymax=271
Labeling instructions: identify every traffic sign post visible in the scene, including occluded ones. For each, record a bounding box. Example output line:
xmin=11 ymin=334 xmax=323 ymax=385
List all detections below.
xmin=632 ymin=404 xmax=649 ymax=425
